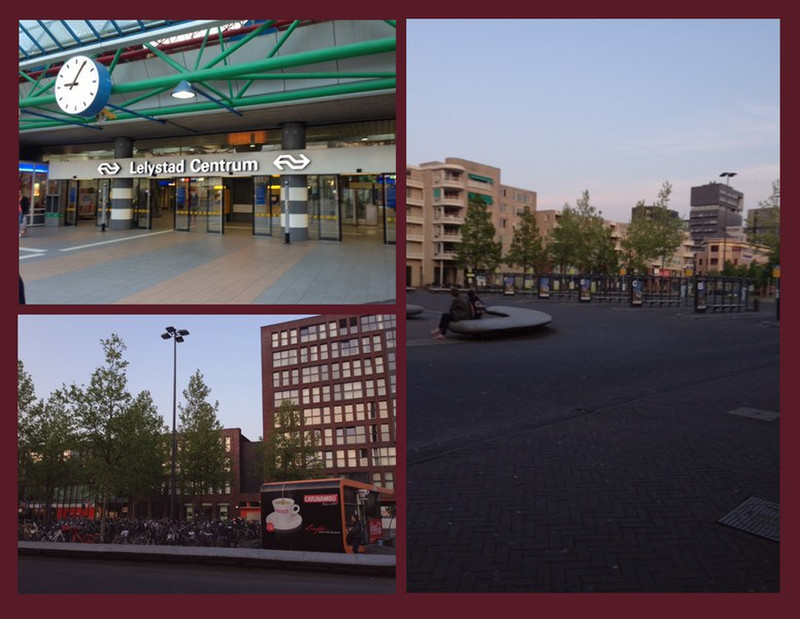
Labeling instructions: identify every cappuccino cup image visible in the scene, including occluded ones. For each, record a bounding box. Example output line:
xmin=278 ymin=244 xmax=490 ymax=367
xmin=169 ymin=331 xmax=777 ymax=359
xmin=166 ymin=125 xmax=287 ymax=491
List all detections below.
xmin=270 ymin=497 xmax=301 ymax=528
xmin=273 ymin=497 xmax=300 ymax=516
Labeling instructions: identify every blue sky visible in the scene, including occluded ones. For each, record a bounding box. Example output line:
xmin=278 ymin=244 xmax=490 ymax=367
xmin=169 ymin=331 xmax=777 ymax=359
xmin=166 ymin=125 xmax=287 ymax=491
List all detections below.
xmin=407 ymin=19 xmax=780 ymax=222
xmin=18 ymin=314 xmax=312 ymax=441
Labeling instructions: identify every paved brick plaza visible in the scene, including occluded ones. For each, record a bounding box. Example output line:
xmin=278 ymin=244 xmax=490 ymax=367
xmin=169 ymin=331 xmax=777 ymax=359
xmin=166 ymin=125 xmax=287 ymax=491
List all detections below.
xmin=406 ymin=292 xmax=779 ymax=592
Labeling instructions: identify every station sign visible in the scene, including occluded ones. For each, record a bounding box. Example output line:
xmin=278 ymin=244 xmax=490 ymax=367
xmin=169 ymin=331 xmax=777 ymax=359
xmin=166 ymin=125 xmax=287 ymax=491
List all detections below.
xmin=47 ymin=145 xmax=395 ymax=180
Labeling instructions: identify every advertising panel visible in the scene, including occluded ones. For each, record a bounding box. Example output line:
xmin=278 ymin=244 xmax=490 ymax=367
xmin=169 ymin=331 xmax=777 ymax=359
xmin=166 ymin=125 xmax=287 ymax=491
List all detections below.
xmin=261 ymin=485 xmax=345 ymax=553
xmin=631 ymin=278 xmax=643 ymax=306
xmin=538 ymin=276 xmax=550 ymax=299
xmin=580 ymin=277 xmax=591 ymax=302
xmin=696 ymin=278 xmax=707 ymax=312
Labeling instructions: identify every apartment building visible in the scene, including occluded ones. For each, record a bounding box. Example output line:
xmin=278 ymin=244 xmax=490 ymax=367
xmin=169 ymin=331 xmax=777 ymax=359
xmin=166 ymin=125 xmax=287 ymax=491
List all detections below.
xmin=406 ymin=157 xmax=537 ymax=288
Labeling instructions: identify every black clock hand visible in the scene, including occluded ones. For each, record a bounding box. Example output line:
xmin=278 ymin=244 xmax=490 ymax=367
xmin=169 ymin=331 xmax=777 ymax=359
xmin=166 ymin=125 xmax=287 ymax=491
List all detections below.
xmin=66 ymin=60 xmax=87 ymax=89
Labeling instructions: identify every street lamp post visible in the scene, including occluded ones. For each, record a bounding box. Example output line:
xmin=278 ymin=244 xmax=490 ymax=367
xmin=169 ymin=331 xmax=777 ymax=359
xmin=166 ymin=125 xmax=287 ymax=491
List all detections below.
xmin=161 ymin=326 xmax=189 ymax=520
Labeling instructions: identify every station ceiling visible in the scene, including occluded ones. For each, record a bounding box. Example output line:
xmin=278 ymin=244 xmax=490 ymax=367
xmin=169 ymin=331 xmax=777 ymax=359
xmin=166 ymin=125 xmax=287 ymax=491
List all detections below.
xmin=19 ymin=20 xmax=396 ymax=156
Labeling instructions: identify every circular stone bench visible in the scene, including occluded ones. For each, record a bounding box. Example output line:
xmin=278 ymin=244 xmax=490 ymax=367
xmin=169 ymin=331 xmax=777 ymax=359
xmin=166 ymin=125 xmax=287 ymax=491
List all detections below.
xmin=407 ymin=304 xmax=424 ymax=317
xmin=447 ymin=305 xmax=552 ymax=335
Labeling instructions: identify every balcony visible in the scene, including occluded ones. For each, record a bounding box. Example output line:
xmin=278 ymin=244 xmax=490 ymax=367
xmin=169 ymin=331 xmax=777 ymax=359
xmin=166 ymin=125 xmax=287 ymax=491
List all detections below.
xmin=436 ymin=215 xmax=464 ymax=226
xmin=433 ymin=196 xmax=465 ymax=208
xmin=435 ymin=229 xmax=462 ymax=241
xmin=435 ymin=175 xmax=464 ymax=189
xmin=406 ymin=246 xmax=423 ymax=260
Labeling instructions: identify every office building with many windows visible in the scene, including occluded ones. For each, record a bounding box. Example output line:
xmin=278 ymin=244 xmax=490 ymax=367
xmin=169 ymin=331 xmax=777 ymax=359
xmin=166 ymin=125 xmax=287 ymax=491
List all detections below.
xmin=260 ymin=314 xmax=397 ymax=490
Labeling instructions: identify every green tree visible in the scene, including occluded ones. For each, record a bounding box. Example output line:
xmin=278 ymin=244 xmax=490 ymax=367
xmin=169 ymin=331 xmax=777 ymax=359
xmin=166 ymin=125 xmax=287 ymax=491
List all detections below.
xmin=67 ymin=334 xmax=136 ymax=540
xmin=177 ymin=370 xmax=231 ymax=517
xmin=551 ymin=191 xmax=616 ymax=273
xmin=750 ymin=179 xmax=780 ymax=267
xmin=505 ymin=205 xmax=548 ymax=274
xmin=456 ymin=195 xmax=502 ymax=279
xmin=116 ymin=391 xmax=169 ymax=519
xmin=18 ymin=363 xmax=78 ymax=525
xmin=17 ymin=360 xmax=37 ymax=491
xmin=263 ymin=400 xmax=324 ymax=482
xmin=621 ymin=182 xmax=684 ymax=274
xmin=549 ymin=203 xmax=582 ymax=274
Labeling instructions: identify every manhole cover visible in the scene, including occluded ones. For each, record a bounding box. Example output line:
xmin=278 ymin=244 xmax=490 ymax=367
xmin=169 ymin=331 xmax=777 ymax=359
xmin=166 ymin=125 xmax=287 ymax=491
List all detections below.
xmin=726 ymin=407 xmax=779 ymax=422
xmin=718 ymin=496 xmax=779 ymax=542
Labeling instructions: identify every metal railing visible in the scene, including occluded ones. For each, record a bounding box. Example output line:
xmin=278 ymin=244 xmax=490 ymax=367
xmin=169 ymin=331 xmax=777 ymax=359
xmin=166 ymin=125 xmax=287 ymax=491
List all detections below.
xmin=467 ymin=273 xmax=760 ymax=312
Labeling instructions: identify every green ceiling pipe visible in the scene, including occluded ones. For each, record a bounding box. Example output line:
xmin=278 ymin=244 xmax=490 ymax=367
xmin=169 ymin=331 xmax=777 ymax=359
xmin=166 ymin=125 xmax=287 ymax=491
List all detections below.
xmin=19 ymin=37 xmax=395 ymax=109
xmin=20 ymin=77 xmax=395 ymax=130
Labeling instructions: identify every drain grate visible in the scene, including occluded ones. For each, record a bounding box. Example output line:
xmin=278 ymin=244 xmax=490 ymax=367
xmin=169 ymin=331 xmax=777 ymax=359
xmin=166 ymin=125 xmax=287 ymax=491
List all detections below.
xmin=718 ymin=496 xmax=779 ymax=542
xmin=726 ymin=407 xmax=779 ymax=422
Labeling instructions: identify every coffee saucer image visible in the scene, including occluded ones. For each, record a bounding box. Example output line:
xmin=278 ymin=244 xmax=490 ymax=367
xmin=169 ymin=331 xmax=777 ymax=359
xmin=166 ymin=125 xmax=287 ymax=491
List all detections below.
xmin=266 ymin=512 xmax=303 ymax=533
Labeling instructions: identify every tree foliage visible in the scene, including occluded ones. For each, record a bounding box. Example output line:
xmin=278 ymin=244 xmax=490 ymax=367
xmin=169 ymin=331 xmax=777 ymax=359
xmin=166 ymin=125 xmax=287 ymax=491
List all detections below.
xmin=550 ymin=190 xmax=617 ymax=273
xmin=116 ymin=391 xmax=169 ymax=515
xmin=456 ymin=195 xmax=502 ymax=276
xmin=177 ymin=370 xmax=231 ymax=511
xmin=621 ymin=182 xmax=684 ymax=274
xmin=505 ymin=205 xmax=548 ymax=274
xmin=751 ymin=179 xmax=780 ymax=266
xmin=263 ymin=400 xmax=324 ymax=482
xmin=67 ymin=334 xmax=139 ymax=538
xmin=18 ymin=363 xmax=78 ymax=525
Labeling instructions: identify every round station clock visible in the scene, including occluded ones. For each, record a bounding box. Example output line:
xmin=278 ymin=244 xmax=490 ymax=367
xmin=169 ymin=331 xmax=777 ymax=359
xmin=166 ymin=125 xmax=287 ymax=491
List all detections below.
xmin=54 ymin=55 xmax=112 ymax=117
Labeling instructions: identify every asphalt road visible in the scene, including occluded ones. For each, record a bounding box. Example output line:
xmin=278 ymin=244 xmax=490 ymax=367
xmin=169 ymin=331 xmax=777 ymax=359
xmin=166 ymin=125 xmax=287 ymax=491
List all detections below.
xmin=18 ymin=555 xmax=395 ymax=594
xmin=406 ymin=292 xmax=780 ymax=592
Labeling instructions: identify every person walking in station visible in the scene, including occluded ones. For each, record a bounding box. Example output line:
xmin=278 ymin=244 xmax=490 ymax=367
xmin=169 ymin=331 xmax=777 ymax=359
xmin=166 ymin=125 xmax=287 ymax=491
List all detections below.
xmin=19 ymin=190 xmax=30 ymax=237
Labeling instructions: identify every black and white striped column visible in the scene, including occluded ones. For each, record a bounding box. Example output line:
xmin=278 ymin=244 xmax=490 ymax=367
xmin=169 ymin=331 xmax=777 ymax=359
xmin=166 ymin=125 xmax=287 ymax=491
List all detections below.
xmin=110 ymin=136 xmax=134 ymax=230
xmin=280 ymin=122 xmax=308 ymax=242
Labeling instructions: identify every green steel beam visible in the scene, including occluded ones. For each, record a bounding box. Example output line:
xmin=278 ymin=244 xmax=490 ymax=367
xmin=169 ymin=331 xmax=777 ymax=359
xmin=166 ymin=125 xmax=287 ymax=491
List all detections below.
xmin=143 ymin=42 xmax=188 ymax=74
xmin=20 ymin=77 xmax=395 ymax=130
xmin=19 ymin=37 xmax=395 ymax=109
xmin=238 ymin=72 xmax=396 ymax=80
xmin=238 ymin=20 xmax=300 ymax=99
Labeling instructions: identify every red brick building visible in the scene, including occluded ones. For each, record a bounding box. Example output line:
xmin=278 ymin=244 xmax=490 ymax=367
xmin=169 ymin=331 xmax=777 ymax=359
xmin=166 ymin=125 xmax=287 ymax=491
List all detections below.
xmin=261 ymin=314 xmax=397 ymax=491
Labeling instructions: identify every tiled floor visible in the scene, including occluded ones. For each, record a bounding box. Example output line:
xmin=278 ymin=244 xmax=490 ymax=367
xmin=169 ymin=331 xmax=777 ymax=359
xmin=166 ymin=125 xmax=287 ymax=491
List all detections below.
xmin=19 ymin=224 xmax=397 ymax=305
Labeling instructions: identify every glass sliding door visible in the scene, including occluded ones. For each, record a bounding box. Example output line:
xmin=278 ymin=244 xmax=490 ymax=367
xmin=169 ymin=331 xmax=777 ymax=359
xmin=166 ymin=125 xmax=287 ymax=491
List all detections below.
xmin=65 ymin=180 xmax=78 ymax=225
xmin=174 ymin=177 xmax=223 ymax=233
xmin=307 ymin=174 xmax=340 ymax=241
xmin=95 ymin=180 xmax=111 ymax=228
xmin=204 ymin=178 xmax=224 ymax=234
xmin=175 ymin=178 xmax=191 ymax=231
xmin=134 ymin=178 xmax=151 ymax=229
xmin=253 ymin=175 xmax=280 ymax=237
xmin=381 ymin=174 xmax=396 ymax=244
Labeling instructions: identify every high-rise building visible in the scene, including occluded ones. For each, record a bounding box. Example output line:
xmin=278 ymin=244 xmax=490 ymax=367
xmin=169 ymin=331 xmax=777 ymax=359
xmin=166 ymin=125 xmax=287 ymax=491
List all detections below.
xmin=260 ymin=315 xmax=397 ymax=490
xmin=689 ymin=182 xmax=744 ymax=245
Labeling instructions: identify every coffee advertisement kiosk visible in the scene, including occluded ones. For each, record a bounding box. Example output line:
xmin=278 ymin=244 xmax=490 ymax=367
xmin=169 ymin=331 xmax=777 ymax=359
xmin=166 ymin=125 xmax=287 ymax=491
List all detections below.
xmin=260 ymin=478 xmax=389 ymax=553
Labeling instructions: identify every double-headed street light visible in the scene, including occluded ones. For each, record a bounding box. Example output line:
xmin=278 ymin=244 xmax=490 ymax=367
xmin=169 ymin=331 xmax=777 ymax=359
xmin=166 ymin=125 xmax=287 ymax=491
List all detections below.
xmin=161 ymin=326 xmax=189 ymax=520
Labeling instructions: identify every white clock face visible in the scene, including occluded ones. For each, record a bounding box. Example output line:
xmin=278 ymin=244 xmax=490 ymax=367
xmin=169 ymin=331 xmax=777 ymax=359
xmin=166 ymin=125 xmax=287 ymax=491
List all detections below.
xmin=55 ymin=55 xmax=104 ymax=115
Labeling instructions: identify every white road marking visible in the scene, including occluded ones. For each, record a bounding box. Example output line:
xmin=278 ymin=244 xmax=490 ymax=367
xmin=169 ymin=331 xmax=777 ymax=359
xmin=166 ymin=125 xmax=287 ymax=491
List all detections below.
xmin=19 ymin=247 xmax=48 ymax=260
xmin=59 ymin=230 xmax=174 ymax=252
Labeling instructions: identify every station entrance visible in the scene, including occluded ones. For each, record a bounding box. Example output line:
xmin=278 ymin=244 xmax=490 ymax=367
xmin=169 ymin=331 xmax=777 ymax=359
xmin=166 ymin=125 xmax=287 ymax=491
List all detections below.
xmin=45 ymin=172 xmax=395 ymax=244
